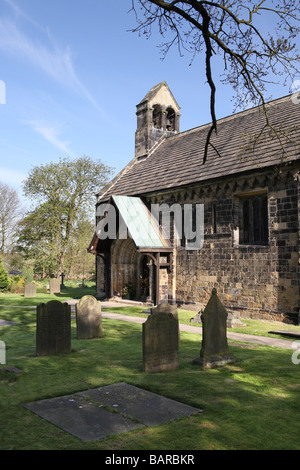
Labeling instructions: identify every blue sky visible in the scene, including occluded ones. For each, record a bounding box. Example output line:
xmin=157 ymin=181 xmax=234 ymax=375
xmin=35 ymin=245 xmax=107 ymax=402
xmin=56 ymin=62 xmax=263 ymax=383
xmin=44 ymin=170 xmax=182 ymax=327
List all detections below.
xmin=0 ymin=0 xmax=299 ymax=206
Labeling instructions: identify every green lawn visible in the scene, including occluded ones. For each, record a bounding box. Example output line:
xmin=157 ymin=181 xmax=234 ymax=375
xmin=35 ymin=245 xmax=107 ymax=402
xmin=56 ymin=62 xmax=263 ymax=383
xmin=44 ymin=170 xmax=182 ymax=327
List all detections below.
xmin=0 ymin=285 xmax=300 ymax=450
xmin=102 ymin=305 xmax=300 ymax=340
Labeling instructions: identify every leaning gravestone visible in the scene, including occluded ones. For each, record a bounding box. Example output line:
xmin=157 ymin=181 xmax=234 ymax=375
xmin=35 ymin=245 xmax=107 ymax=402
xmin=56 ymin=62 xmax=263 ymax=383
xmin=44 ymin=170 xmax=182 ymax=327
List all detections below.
xmin=143 ymin=302 xmax=179 ymax=373
xmin=76 ymin=295 xmax=102 ymax=339
xmin=49 ymin=278 xmax=60 ymax=294
xmin=24 ymin=282 xmax=36 ymax=298
xmin=193 ymin=288 xmax=236 ymax=368
xmin=36 ymin=300 xmax=71 ymax=356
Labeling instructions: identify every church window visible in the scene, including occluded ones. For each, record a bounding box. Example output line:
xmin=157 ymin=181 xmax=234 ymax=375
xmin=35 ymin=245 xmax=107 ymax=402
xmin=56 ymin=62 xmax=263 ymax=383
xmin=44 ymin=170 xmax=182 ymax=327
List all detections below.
xmin=153 ymin=105 xmax=162 ymax=129
xmin=239 ymin=193 xmax=268 ymax=245
xmin=166 ymin=107 xmax=175 ymax=131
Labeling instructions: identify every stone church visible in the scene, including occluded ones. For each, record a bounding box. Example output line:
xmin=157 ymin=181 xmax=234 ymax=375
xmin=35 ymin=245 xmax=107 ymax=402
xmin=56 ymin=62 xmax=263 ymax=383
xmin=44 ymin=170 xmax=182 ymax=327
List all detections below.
xmin=89 ymin=82 xmax=300 ymax=324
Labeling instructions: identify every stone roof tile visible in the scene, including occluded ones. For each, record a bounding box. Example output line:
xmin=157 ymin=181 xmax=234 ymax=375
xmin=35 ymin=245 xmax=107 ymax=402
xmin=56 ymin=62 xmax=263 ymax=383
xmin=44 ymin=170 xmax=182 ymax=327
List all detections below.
xmin=99 ymin=94 xmax=300 ymax=201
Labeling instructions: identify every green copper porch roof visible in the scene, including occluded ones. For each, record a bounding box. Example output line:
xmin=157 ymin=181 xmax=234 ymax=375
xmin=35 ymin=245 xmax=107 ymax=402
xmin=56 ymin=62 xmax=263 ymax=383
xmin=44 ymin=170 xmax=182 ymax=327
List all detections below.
xmin=112 ymin=195 xmax=169 ymax=249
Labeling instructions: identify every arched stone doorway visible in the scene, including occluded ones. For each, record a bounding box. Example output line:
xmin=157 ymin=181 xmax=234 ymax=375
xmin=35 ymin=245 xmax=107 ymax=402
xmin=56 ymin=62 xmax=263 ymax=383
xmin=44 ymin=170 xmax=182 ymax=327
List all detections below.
xmin=111 ymin=237 xmax=142 ymax=299
xmin=110 ymin=238 xmax=162 ymax=304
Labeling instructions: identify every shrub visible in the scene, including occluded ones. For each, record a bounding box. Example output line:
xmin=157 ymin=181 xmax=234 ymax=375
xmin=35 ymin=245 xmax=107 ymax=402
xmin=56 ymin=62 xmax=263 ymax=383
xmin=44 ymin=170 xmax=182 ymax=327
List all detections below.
xmin=0 ymin=256 xmax=10 ymax=291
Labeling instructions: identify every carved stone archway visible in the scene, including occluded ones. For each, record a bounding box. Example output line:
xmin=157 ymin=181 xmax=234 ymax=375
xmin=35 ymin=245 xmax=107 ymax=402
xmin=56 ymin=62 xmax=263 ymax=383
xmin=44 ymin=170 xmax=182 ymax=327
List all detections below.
xmin=110 ymin=237 xmax=143 ymax=299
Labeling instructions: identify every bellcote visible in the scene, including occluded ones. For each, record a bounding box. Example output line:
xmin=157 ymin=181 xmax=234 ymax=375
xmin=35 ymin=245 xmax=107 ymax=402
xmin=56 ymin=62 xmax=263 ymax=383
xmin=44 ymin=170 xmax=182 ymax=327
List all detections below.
xmin=135 ymin=82 xmax=181 ymax=160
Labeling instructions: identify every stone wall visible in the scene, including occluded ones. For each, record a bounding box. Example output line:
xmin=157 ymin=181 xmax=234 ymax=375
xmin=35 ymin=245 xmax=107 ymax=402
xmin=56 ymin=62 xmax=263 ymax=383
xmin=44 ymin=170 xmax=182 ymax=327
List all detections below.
xmin=147 ymin=164 xmax=300 ymax=323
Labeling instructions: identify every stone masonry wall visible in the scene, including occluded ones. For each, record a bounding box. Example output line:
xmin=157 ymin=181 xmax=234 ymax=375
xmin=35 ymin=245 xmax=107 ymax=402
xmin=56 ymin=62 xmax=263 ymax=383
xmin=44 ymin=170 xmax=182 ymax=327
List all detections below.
xmin=147 ymin=165 xmax=300 ymax=323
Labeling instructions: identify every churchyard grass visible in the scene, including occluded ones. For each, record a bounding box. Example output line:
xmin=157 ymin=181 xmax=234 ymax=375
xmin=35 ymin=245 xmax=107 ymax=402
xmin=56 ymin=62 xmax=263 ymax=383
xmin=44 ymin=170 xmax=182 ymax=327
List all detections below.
xmin=0 ymin=287 xmax=300 ymax=450
xmin=102 ymin=306 xmax=300 ymax=339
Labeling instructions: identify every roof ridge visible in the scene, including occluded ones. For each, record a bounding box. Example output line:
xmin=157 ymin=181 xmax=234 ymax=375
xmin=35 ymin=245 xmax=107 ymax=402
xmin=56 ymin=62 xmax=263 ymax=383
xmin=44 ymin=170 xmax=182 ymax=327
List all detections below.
xmin=170 ymin=93 xmax=294 ymax=141
xmin=97 ymin=156 xmax=138 ymax=201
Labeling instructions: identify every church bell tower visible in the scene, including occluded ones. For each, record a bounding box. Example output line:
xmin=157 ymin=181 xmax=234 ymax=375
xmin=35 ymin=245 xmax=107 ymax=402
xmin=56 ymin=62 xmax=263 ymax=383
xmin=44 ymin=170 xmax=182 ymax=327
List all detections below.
xmin=135 ymin=82 xmax=181 ymax=160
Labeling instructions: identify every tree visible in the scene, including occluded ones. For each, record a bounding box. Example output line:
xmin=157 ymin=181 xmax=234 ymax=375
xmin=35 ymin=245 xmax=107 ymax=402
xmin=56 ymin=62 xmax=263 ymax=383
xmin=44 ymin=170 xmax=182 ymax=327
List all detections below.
xmin=0 ymin=255 xmax=10 ymax=291
xmin=16 ymin=202 xmax=60 ymax=278
xmin=131 ymin=0 xmax=300 ymax=162
xmin=64 ymin=210 xmax=96 ymax=278
xmin=0 ymin=182 xmax=22 ymax=253
xmin=20 ymin=156 xmax=114 ymax=277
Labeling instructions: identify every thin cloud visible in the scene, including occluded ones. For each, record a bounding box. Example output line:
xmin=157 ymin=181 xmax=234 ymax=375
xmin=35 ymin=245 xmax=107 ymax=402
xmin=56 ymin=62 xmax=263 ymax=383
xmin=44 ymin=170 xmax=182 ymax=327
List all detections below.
xmin=28 ymin=120 xmax=75 ymax=157
xmin=3 ymin=0 xmax=44 ymax=31
xmin=0 ymin=16 xmax=102 ymax=112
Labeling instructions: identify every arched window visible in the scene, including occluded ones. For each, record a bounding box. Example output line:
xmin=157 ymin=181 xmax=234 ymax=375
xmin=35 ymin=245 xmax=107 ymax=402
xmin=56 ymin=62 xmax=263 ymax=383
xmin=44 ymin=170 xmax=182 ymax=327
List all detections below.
xmin=152 ymin=105 xmax=162 ymax=129
xmin=240 ymin=194 xmax=268 ymax=245
xmin=166 ymin=107 xmax=175 ymax=131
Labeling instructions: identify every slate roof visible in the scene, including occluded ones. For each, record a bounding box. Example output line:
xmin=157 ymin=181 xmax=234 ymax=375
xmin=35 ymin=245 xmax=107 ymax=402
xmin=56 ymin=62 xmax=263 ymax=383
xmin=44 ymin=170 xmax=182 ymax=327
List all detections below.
xmin=98 ymin=94 xmax=300 ymax=202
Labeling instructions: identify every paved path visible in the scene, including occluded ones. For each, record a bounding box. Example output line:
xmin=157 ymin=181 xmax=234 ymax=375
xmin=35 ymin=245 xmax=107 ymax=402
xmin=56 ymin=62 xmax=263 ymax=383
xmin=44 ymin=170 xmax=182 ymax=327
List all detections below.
xmin=0 ymin=300 xmax=297 ymax=350
xmin=101 ymin=311 xmax=296 ymax=350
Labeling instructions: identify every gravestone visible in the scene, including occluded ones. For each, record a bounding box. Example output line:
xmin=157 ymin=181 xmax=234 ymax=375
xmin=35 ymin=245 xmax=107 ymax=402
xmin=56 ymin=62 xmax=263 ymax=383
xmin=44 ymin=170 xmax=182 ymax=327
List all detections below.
xmin=24 ymin=282 xmax=36 ymax=298
xmin=191 ymin=308 xmax=246 ymax=328
xmin=36 ymin=300 xmax=71 ymax=356
xmin=49 ymin=278 xmax=60 ymax=294
xmin=143 ymin=302 xmax=179 ymax=373
xmin=60 ymin=272 xmax=67 ymax=290
xmin=150 ymin=301 xmax=178 ymax=319
xmin=75 ymin=295 xmax=102 ymax=339
xmin=193 ymin=288 xmax=236 ymax=368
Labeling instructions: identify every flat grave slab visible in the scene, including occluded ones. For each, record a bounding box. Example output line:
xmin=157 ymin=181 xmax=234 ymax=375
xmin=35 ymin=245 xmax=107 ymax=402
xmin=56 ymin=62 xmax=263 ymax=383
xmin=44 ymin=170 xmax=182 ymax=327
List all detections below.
xmin=23 ymin=382 xmax=201 ymax=441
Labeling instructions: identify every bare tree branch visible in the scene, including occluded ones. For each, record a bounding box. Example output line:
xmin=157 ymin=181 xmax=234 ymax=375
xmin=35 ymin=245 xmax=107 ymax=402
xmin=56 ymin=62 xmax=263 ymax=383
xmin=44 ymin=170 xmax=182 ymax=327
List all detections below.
xmin=130 ymin=0 xmax=300 ymax=163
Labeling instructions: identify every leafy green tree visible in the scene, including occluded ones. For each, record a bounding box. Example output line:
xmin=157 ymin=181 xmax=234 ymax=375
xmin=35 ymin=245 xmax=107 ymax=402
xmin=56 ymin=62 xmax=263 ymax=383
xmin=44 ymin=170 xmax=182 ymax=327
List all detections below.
xmin=20 ymin=156 xmax=114 ymax=277
xmin=16 ymin=202 xmax=61 ymax=277
xmin=64 ymin=211 xmax=95 ymax=278
xmin=0 ymin=256 xmax=10 ymax=291
xmin=21 ymin=264 xmax=34 ymax=283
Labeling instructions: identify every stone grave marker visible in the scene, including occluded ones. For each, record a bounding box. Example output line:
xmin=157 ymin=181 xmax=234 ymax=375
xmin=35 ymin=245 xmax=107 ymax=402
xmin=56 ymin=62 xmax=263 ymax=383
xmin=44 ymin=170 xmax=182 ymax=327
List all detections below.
xmin=143 ymin=302 xmax=179 ymax=373
xmin=49 ymin=278 xmax=60 ymax=294
xmin=60 ymin=272 xmax=67 ymax=289
xmin=193 ymin=288 xmax=236 ymax=368
xmin=24 ymin=282 xmax=36 ymax=298
xmin=36 ymin=300 xmax=71 ymax=356
xmin=191 ymin=307 xmax=246 ymax=328
xmin=150 ymin=301 xmax=178 ymax=319
xmin=75 ymin=295 xmax=102 ymax=339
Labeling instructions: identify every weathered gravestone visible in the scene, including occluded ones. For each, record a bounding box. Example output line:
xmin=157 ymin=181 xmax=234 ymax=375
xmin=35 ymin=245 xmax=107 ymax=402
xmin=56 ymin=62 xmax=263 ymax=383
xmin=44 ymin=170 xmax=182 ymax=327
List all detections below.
xmin=76 ymin=295 xmax=102 ymax=339
xmin=143 ymin=302 xmax=179 ymax=373
xmin=24 ymin=282 xmax=36 ymax=298
xmin=49 ymin=278 xmax=60 ymax=294
xmin=36 ymin=300 xmax=71 ymax=356
xmin=150 ymin=301 xmax=178 ymax=319
xmin=193 ymin=288 xmax=236 ymax=368
xmin=191 ymin=307 xmax=246 ymax=328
